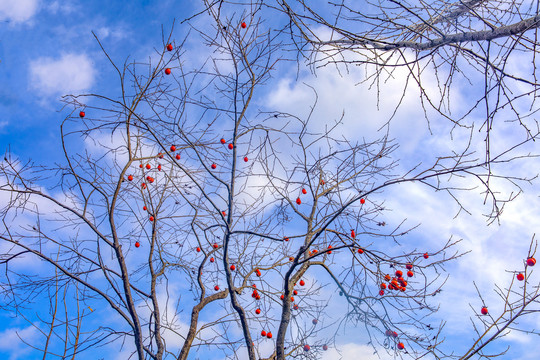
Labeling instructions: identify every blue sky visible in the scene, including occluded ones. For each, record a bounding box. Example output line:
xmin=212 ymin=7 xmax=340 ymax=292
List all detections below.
xmin=1 ymin=1 xmax=540 ymax=359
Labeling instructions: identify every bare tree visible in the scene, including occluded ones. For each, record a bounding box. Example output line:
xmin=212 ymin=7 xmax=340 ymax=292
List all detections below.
xmin=1 ymin=2 xmax=539 ymax=360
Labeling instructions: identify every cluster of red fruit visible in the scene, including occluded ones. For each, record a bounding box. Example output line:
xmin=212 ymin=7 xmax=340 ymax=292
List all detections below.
xmin=385 ymin=330 xmax=405 ymax=350
xmin=379 ymin=264 xmax=414 ymax=296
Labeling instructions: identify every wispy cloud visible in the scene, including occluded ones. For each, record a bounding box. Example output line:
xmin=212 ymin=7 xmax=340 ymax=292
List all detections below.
xmin=29 ymin=53 xmax=96 ymax=97
xmin=0 ymin=0 xmax=40 ymax=25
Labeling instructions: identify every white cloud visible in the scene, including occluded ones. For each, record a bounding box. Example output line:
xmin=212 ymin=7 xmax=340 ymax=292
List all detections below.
xmin=29 ymin=53 xmax=96 ymax=96
xmin=0 ymin=0 xmax=39 ymax=24
xmin=0 ymin=324 xmax=39 ymax=360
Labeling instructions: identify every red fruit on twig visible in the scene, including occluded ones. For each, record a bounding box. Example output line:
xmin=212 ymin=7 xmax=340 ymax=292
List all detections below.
xmin=127 ymin=175 xmax=133 ymax=181
xmin=302 ymin=188 xmax=307 ymax=194
xmin=299 ymin=280 xmax=305 ymax=286
xmin=220 ymin=138 xmax=226 ymax=144
xmin=165 ymin=68 xmax=171 ymax=75
xmin=170 ymin=145 xmax=176 ymax=152
xmin=157 ymin=164 xmax=162 ymax=171
xmin=397 ymin=342 xmax=405 ymax=350
xmin=423 ymin=253 xmax=429 ymax=259
xmin=166 ymin=43 xmax=173 ymax=51
xmin=261 ymin=330 xmax=266 ymax=337
xmin=210 ymin=257 xmax=215 ymax=262
xmin=211 ymin=163 xmax=217 ymax=169
xmin=146 ymin=164 xmax=151 ymax=169
xmin=379 ymin=290 xmax=384 ymax=295
xmin=351 ymin=229 xmax=355 ymax=239
xmin=244 ymin=156 xmax=248 ymax=162
xmin=312 ymin=318 xmax=318 ymax=325
xmin=79 ymin=111 xmax=85 ymax=118
xmin=395 ymin=270 xmax=403 ymax=277
xmin=481 ymin=306 xmax=488 ymax=315
xmin=406 ymin=263 xmax=413 ymax=270
xmin=139 ymin=164 xmax=143 ymax=168
xmin=143 ymin=206 xmax=147 ymax=211
xmin=357 ymin=248 xmax=364 ymax=254
xmin=214 ymin=285 xmax=219 ymax=291
xmin=230 ymin=264 xmax=235 ymax=270
xmin=135 ymin=242 xmax=140 ymax=248
xmin=228 ymin=143 xmax=233 ymax=150
xmin=196 ymin=247 xmax=201 ymax=252
xmin=517 ymin=273 xmax=524 ymax=281
xmin=149 ymin=216 xmax=154 ymax=222
xmin=407 ymin=271 xmax=414 ymax=277
xmin=213 ymin=243 xmax=219 ymax=249
xmin=303 ymin=345 xmax=310 ymax=352
xmin=255 ymin=308 xmax=261 ymax=315
xmin=267 ymin=332 xmax=272 ymax=339
xmin=360 ymin=198 xmax=365 ymax=204
xmin=241 ymin=22 xmax=247 ymax=28
xmin=527 ymin=257 xmax=536 ymax=266
xmin=296 ymin=197 xmax=301 ymax=205
xmin=323 ymin=344 xmax=328 ymax=351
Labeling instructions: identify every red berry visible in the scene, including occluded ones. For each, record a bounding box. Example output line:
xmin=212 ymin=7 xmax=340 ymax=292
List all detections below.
xmin=139 ymin=164 xmax=143 ymax=168
xmin=255 ymin=308 xmax=261 ymax=315
xmin=351 ymin=229 xmax=355 ymax=239
xmin=293 ymin=290 xmax=298 ymax=295
xmin=210 ymin=257 xmax=215 ymax=262
xmin=517 ymin=273 xmax=524 ymax=281
xmin=357 ymin=248 xmax=364 ymax=254
xmin=360 ymin=198 xmax=365 ymax=204
xmin=211 ymin=163 xmax=217 ymax=169
xmin=380 ymin=283 xmax=387 ymax=289
xmin=141 ymin=183 xmax=147 ymax=189
xmin=481 ymin=306 xmax=488 ymax=315
xmin=527 ymin=257 xmax=536 ymax=266
xmin=284 ymin=237 xmax=289 ymax=242
xmin=146 ymin=164 xmax=151 ymax=169
xmin=135 ymin=242 xmax=140 ymax=248
xmin=149 ymin=216 xmax=154 ymax=222
xmin=166 ymin=43 xmax=173 ymax=51
xmin=407 ymin=271 xmax=414 ymax=277
xmin=392 ymin=331 xmax=398 ymax=338
xmin=289 ymin=256 xmax=294 ymax=262
xmin=214 ymin=285 xmax=219 ymax=291
xmin=296 ymin=197 xmax=301 ymax=205
xmin=165 ymin=68 xmax=171 ymax=75
xmin=128 ymin=175 xmax=133 ymax=181
xmin=384 ymin=274 xmax=391 ymax=281
xmin=157 ymin=164 xmax=162 ymax=171
xmin=228 ymin=143 xmax=233 ymax=150
xmin=395 ymin=270 xmax=403 ymax=277
xmin=397 ymin=342 xmax=405 ymax=350
xmin=293 ymin=304 xmax=299 ymax=310
xmin=323 ymin=344 xmax=328 ymax=351
xmin=146 ymin=176 xmax=154 ymax=183
xmin=302 ymin=188 xmax=307 ymax=194
xmin=280 ymin=294 xmax=284 ymax=300
xmin=158 ymin=153 xmax=164 ymax=159
xmin=241 ymin=22 xmax=247 ymax=28
xmin=79 ymin=111 xmax=85 ymax=118
xmin=143 ymin=206 xmax=147 ymax=211
xmin=170 ymin=145 xmax=176 ymax=152
xmin=244 ymin=156 xmax=248 ymax=162
xmin=174 ymin=154 xmax=180 ymax=160
xmin=261 ymin=330 xmax=266 ymax=337
xmin=299 ymin=280 xmax=305 ymax=286
xmin=303 ymin=344 xmax=310 ymax=352
xmin=327 ymin=245 xmax=332 ymax=254
xmin=266 ymin=331 xmax=273 ymax=339
xmin=312 ymin=318 xmax=318 ymax=325
xmin=379 ymin=289 xmax=384 ymax=295
xmin=196 ymin=247 xmax=201 ymax=252
xmin=423 ymin=253 xmax=429 ymax=259
xmin=220 ymin=138 xmax=226 ymax=144
xmin=230 ymin=264 xmax=235 ymax=270
xmin=222 ymin=211 xmax=226 ymax=216
xmin=213 ymin=243 xmax=219 ymax=249
xmin=406 ymin=263 xmax=413 ymax=270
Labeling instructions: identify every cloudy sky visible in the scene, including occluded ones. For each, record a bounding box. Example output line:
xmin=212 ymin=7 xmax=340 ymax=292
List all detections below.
xmin=1 ymin=1 xmax=539 ymax=359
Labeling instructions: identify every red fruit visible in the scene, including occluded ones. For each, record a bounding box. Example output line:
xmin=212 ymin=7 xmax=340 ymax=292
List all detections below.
xmin=312 ymin=318 xmax=318 ymax=325
xmin=170 ymin=145 xmax=176 ymax=152
xmin=165 ymin=68 xmax=171 ymax=75
xmin=360 ymin=198 xmax=365 ymax=204
xmin=147 ymin=176 xmax=154 ymax=183
xmin=357 ymin=248 xmax=364 ymax=254
xmin=158 ymin=152 xmax=164 ymax=159
xmin=293 ymin=290 xmax=298 ymax=295
xmin=149 ymin=216 xmax=154 ymax=222
xmin=266 ymin=332 xmax=272 ymax=339
xmin=400 ymin=286 xmax=406 ymax=292
xmin=290 ymin=296 xmax=294 ymax=302
xmin=351 ymin=229 xmax=355 ymax=239
xmin=222 ymin=211 xmax=226 ymax=216
xmin=175 ymin=154 xmax=181 ymax=160
xmin=527 ymin=257 xmax=536 ymax=266
xmin=517 ymin=273 xmax=525 ymax=281
xmin=166 ymin=43 xmax=173 ymax=51
xmin=406 ymin=263 xmax=413 ymax=270
xmin=302 ymin=188 xmax=307 ymax=194
xmin=261 ymin=330 xmax=266 ymax=337
xmin=157 ymin=164 xmax=162 ymax=171
xmin=135 ymin=242 xmax=140 ymax=248
xmin=211 ymin=163 xmax=217 ymax=169
xmin=320 ymin=179 xmax=325 ymax=185
xmin=289 ymin=256 xmax=294 ymax=262
xmin=220 ymin=138 xmax=226 ymax=144
xmin=423 ymin=253 xmax=429 ymax=259
xmin=255 ymin=308 xmax=261 ymax=315
xmin=296 ymin=197 xmax=301 ymax=205
xmin=196 ymin=247 xmax=201 ymax=252
xmin=143 ymin=206 xmax=147 ymax=211
xmin=392 ymin=331 xmax=398 ymax=338
xmin=79 ymin=111 xmax=85 ymax=118
xmin=327 ymin=245 xmax=332 ymax=254
xmin=380 ymin=283 xmax=387 ymax=289
xmin=407 ymin=271 xmax=414 ymax=277
xmin=299 ymin=280 xmax=305 ymax=286
xmin=244 ymin=156 xmax=248 ymax=162
xmin=293 ymin=304 xmax=299 ymax=310
xmin=214 ymin=285 xmax=219 ymax=291
xmin=255 ymin=295 xmax=260 ymax=300
xmin=303 ymin=344 xmax=310 ymax=352
xmin=312 ymin=249 xmax=318 ymax=255
xmin=395 ymin=270 xmax=403 ymax=277
xmin=280 ymin=294 xmax=284 ymax=300
xmin=146 ymin=164 xmax=151 ymax=169
xmin=397 ymin=342 xmax=405 ymax=350
xmin=210 ymin=257 xmax=215 ymax=263
xmin=139 ymin=164 xmax=143 ymax=168
xmin=241 ymin=22 xmax=247 ymax=28
xmin=256 ymin=269 xmax=261 ymax=276
xmin=213 ymin=243 xmax=219 ymax=249
xmin=384 ymin=274 xmax=391 ymax=281
xmin=230 ymin=264 xmax=235 ymax=270
xmin=128 ymin=175 xmax=133 ymax=181
xmin=323 ymin=344 xmax=328 ymax=351
xmin=481 ymin=306 xmax=488 ymax=315
xmin=141 ymin=183 xmax=147 ymax=189
xmin=284 ymin=237 xmax=289 ymax=242
xmin=228 ymin=143 xmax=233 ymax=150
